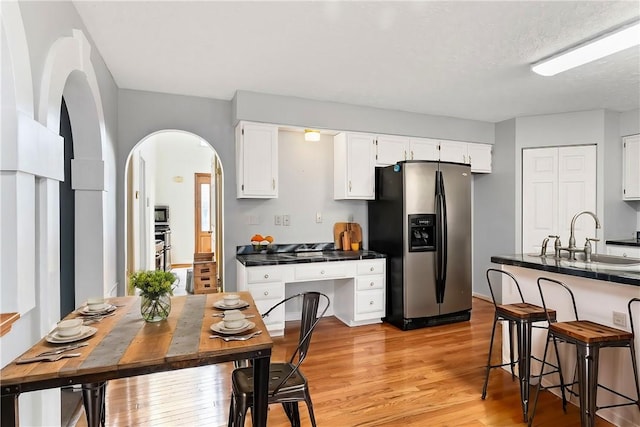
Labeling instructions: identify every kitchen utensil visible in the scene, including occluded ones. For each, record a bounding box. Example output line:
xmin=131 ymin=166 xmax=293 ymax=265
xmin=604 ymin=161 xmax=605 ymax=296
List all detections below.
xmin=37 ymin=342 xmax=88 ymax=357
xmin=212 ymin=313 xmax=255 ymax=318
xmin=82 ymin=311 xmax=116 ymax=325
xmin=16 ymin=353 xmax=81 ymax=364
xmin=209 ymin=331 xmax=262 ymax=341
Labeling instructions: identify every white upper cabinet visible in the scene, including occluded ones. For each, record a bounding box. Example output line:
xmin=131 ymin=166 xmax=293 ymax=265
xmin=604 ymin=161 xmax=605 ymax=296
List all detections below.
xmin=467 ymin=143 xmax=492 ymax=173
xmin=375 ymin=134 xmax=409 ymax=166
xmin=334 ymin=132 xmax=376 ymax=200
xmin=623 ymin=134 xmax=640 ymax=200
xmin=236 ymin=121 xmax=278 ymax=198
xmin=440 ymin=140 xmax=469 ymax=164
xmin=409 ymin=137 xmax=440 ymax=161
xmin=440 ymin=140 xmax=492 ymax=173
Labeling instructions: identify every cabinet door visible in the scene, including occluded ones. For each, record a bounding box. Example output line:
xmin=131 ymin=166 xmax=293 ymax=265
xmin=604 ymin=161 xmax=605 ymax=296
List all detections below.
xmin=236 ymin=122 xmax=278 ymax=198
xmin=376 ymin=135 xmax=408 ymax=166
xmin=467 ymin=143 xmax=492 ymax=173
xmin=347 ymin=133 xmax=376 ymax=198
xmin=334 ymin=132 xmax=376 ymax=200
xmin=409 ymin=137 xmax=440 ymax=161
xmin=439 ymin=140 xmax=468 ymax=164
xmin=623 ymin=134 xmax=640 ymax=200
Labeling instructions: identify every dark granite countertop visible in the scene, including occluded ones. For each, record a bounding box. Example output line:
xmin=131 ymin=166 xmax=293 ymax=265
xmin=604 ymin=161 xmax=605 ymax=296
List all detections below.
xmin=606 ymin=239 xmax=640 ymax=247
xmin=491 ymin=254 xmax=640 ymax=286
xmin=236 ymin=242 xmax=386 ymax=267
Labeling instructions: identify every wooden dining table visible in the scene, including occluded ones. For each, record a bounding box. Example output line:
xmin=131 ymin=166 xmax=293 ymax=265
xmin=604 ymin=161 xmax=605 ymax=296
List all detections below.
xmin=0 ymin=292 xmax=273 ymax=427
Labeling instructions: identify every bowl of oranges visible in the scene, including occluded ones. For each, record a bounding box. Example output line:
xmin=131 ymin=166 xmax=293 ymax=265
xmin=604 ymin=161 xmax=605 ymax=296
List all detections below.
xmin=251 ymin=234 xmax=274 ymax=252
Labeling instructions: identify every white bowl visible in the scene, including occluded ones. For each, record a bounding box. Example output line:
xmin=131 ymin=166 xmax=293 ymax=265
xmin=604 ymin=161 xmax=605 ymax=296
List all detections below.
xmin=223 ymin=294 xmax=240 ymax=307
xmin=87 ymin=297 xmax=106 ymax=310
xmin=57 ymin=319 xmax=83 ymax=337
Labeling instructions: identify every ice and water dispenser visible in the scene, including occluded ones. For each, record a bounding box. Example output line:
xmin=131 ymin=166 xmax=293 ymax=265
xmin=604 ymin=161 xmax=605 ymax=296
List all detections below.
xmin=408 ymin=214 xmax=436 ymax=252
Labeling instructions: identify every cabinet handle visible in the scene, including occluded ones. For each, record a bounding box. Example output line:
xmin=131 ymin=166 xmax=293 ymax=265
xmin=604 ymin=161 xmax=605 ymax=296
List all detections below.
xmin=320 ymin=270 xmax=325 ymax=275
xmin=348 ymin=181 xmax=352 ymax=191
xmin=369 ymin=301 xmax=374 ymax=305
xmin=264 ymin=274 xmax=269 ymax=279
xmin=369 ymin=282 xmax=374 ymax=287
xmin=370 ymin=267 xmax=374 ymax=272
xmin=272 ymin=178 xmax=275 ymax=190
xmin=264 ymin=291 xmax=269 ymax=296
xmin=404 ymin=150 xmax=407 ymax=160
xmin=411 ymin=150 xmax=414 ymax=160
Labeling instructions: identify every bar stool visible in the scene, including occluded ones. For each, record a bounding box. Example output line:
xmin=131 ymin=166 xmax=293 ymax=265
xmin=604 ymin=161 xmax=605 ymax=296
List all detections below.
xmin=481 ymin=269 xmax=557 ymax=422
xmin=529 ymin=278 xmax=640 ymax=427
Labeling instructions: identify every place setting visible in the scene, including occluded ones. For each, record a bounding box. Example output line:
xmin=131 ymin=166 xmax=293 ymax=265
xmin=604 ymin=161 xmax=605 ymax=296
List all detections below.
xmin=44 ymin=318 xmax=97 ymax=345
xmin=209 ymin=309 xmax=260 ymax=341
xmin=212 ymin=293 xmax=250 ymax=310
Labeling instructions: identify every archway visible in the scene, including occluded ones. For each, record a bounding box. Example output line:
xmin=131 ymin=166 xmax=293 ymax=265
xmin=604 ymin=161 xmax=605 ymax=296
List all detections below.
xmin=124 ymin=130 xmax=225 ymax=293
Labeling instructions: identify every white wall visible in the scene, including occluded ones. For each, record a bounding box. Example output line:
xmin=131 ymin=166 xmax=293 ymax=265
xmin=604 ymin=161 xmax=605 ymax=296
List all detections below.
xmin=153 ymin=132 xmax=214 ymax=264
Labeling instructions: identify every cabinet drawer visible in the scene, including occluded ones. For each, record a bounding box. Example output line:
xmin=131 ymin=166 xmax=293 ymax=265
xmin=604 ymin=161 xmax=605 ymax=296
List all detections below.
xmin=355 ymin=290 xmax=384 ymax=315
xmin=356 ymin=276 xmax=384 ymax=291
xmin=247 ymin=282 xmax=284 ymax=301
xmin=357 ymin=260 xmax=385 ymax=276
xmin=294 ymin=263 xmax=347 ymax=281
xmin=193 ymin=262 xmax=215 ymax=277
xmin=247 ymin=267 xmax=283 ymax=284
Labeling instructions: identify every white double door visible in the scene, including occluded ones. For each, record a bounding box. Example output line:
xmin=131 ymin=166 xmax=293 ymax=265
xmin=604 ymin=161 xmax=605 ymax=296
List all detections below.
xmin=522 ymin=145 xmax=597 ymax=255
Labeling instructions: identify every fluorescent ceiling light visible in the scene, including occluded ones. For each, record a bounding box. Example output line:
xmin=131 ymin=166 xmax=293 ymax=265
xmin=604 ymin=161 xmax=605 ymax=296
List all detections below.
xmin=304 ymin=129 xmax=321 ymax=142
xmin=531 ymin=20 xmax=640 ymax=76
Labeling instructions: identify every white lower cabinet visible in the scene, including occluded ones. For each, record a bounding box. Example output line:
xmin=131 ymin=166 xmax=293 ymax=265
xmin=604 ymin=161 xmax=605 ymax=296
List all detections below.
xmin=237 ymin=258 xmax=386 ymax=336
xmin=606 ymin=245 xmax=640 ymax=258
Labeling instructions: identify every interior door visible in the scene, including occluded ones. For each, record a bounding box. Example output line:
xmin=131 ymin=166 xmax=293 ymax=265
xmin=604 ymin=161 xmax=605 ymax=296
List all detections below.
xmin=194 ymin=173 xmax=212 ymax=254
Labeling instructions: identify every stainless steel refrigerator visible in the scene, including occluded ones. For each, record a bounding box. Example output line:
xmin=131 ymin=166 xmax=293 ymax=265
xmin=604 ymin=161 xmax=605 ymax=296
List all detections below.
xmin=368 ymin=160 xmax=472 ymax=330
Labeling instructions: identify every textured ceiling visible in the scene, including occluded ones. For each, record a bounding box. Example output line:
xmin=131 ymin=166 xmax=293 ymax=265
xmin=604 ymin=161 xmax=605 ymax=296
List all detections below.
xmin=72 ymin=1 xmax=640 ymax=123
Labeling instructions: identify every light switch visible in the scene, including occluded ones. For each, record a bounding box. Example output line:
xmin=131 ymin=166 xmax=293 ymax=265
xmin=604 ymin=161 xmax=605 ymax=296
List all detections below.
xmin=274 ymin=215 xmax=282 ymax=226
xmin=316 ymin=212 xmax=322 ymax=223
xmin=283 ymin=215 xmax=290 ymax=226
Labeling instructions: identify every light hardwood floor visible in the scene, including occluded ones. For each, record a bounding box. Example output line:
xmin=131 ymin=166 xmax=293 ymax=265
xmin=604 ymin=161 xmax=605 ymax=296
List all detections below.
xmin=71 ymin=297 xmax=615 ymax=426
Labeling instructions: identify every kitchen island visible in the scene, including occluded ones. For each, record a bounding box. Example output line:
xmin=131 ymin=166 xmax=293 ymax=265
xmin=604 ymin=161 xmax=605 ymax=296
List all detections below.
xmin=491 ymin=254 xmax=640 ymax=427
xmin=237 ymin=243 xmax=387 ymax=336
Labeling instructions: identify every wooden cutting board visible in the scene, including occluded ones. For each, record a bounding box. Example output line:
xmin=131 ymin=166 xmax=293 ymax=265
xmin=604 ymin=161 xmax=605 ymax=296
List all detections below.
xmin=333 ymin=222 xmax=362 ymax=250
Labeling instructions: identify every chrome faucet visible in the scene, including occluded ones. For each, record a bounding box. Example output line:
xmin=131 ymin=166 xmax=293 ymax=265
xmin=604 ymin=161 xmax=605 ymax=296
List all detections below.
xmin=565 ymin=211 xmax=601 ymax=260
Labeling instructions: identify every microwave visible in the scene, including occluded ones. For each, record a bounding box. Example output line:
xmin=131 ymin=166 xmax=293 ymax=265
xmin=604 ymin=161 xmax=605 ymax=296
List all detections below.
xmin=155 ymin=205 xmax=170 ymax=225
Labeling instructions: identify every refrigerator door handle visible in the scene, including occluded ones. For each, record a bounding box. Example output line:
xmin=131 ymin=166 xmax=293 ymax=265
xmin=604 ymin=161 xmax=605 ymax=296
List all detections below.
xmin=438 ymin=171 xmax=448 ymax=303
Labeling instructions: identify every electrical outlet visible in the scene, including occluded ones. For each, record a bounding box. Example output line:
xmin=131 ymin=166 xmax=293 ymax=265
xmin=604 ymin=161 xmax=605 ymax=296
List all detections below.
xmin=613 ymin=311 xmax=627 ymax=328
xmin=348 ymin=214 xmax=354 ymax=222
xmin=283 ymin=215 xmax=290 ymax=226
xmin=274 ymin=215 xmax=282 ymax=226
xmin=316 ymin=212 xmax=322 ymax=223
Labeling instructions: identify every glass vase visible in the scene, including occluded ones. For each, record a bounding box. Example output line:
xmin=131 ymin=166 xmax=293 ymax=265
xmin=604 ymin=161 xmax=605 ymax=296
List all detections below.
xmin=140 ymin=293 xmax=171 ymax=322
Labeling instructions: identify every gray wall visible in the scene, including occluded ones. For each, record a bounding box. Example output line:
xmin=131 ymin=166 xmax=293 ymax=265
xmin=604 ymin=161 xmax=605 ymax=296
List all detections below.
xmin=116 ymin=90 xmax=236 ymax=292
xmin=234 ymin=90 xmax=495 ymax=143
xmin=473 ymin=119 xmax=517 ymax=301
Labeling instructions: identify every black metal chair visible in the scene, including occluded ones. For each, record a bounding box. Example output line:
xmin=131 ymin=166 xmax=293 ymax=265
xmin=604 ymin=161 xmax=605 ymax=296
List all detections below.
xmin=481 ymin=269 xmax=558 ymax=422
xmin=529 ymin=278 xmax=640 ymax=427
xmin=228 ymin=291 xmax=330 ymax=427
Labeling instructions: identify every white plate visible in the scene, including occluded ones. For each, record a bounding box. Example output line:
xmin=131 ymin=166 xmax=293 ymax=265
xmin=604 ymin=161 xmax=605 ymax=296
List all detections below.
xmin=210 ymin=320 xmax=255 ymax=335
xmin=79 ymin=304 xmax=116 ymax=316
xmin=46 ymin=326 xmax=97 ymax=344
xmin=213 ymin=300 xmax=249 ymax=310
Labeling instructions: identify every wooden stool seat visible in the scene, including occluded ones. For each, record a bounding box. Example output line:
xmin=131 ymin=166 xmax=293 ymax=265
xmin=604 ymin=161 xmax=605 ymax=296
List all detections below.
xmin=550 ymin=320 xmax=633 ymax=344
xmin=496 ymin=303 xmax=556 ymax=322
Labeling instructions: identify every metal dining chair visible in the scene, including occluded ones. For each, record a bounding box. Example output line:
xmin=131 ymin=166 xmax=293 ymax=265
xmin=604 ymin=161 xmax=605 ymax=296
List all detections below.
xmin=228 ymin=291 xmax=330 ymax=427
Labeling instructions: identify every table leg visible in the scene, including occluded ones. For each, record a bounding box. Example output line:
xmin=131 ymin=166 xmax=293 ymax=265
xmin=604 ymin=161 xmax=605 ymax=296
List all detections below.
xmin=81 ymin=382 xmax=107 ymax=427
xmin=252 ymin=354 xmax=270 ymax=427
xmin=1 ymin=393 xmax=18 ymax=427
xmin=576 ymin=344 xmax=598 ymax=427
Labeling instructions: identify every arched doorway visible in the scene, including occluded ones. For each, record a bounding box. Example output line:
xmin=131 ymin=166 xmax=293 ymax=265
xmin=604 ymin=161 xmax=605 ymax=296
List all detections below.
xmin=125 ymin=130 xmax=224 ymax=293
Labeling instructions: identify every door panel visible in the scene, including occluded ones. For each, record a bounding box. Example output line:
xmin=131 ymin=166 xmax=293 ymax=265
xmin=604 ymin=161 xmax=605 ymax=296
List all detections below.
xmin=438 ymin=162 xmax=472 ymax=315
xmin=195 ymin=173 xmax=212 ymax=254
